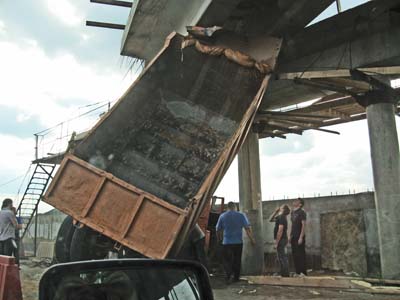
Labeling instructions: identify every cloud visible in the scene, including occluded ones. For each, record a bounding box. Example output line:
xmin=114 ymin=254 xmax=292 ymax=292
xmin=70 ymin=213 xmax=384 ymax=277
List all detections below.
xmin=216 ymin=118 xmax=400 ymax=202
xmin=260 ymin=120 xmax=375 ymax=199
xmin=260 ymin=131 xmax=315 ymax=156
xmin=0 ymin=106 xmax=42 ymax=138
xmin=215 ymin=159 xmax=239 ymax=202
xmin=0 ymin=37 xmax=134 ymax=129
xmin=45 ymin=0 xmax=83 ymax=27
xmin=0 ymin=1 xmax=137 ymax=213
xmin=0 ymin=20 xmax=5 ymax=35
xmin=0 ymin=0 xmax=130 ymax=67
xmin=0 ymin=134 xmax=35 ymax=194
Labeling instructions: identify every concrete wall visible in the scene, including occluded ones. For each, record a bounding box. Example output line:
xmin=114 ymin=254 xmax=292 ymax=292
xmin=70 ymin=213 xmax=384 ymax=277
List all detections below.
xmin=26 ymin=209 xmax=66 ymax=240
xmin=260 ymin=192 xmax=380 ymax=276
xmin=22 ymin=194 xmax=380 ymax=276
xmin=23 ymin=209 xmax=66 ymax=253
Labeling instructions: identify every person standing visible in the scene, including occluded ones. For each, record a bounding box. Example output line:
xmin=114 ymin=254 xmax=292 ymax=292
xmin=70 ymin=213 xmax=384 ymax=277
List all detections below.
xmin=0 ymin=198 xmax=18 ymax=256
xmin=216 ymin=201 xmax=255 ymax=283
xmin=290 ymin=198 xmax=307 ymax=276
xmin=269 ymin=204 xmax=290 ymax=277
xmin=11 ymin=207 xmax=22 ymax=264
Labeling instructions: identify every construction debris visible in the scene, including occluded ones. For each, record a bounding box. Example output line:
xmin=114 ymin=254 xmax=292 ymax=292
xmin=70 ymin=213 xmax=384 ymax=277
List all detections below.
xmin=182 ymin=31 xmax=273 ymax=74
xmin=309 ymin=290 xmax=321 ymax=295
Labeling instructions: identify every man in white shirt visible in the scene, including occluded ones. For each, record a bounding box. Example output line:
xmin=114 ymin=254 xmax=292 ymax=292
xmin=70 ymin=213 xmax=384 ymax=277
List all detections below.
xmin=0 ymin=198 xmax=18 ymax=256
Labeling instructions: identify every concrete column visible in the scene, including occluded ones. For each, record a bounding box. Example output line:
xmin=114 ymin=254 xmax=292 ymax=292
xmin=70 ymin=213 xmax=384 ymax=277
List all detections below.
xmin=366 ymin=102 xmax=400 ymax=279
xmin=238 ymin=132 xmax=264 ymax=275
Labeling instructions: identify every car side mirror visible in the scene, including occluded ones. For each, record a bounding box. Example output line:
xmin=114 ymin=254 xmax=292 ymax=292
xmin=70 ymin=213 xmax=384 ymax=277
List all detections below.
xmin=39 ymin=259 xmax=214 ymax=300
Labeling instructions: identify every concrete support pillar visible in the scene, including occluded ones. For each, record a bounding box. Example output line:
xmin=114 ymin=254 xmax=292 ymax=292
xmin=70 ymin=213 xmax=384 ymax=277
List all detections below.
xmin=366 ymin=102 xmax=400 ymax=279
xmin=238 ymin=132 xmax=264 ymax=275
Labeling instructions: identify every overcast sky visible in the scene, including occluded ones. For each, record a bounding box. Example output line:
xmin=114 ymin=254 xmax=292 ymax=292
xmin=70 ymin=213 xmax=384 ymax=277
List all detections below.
xmin=0 ymin=0 xmax=398 ymax=212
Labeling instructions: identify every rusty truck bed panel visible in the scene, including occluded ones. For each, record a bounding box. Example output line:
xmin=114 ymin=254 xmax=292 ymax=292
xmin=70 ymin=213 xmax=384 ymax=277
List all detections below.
xmin=45 ymin=155 xmax=187 ymax=259
xmin=73 ymin=33 xmax=266 ymax=209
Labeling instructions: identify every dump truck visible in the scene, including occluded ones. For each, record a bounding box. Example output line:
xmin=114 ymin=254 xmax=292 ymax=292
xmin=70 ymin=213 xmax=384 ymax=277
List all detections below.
xmin=44 ymin=32 xmax=281 ymax=261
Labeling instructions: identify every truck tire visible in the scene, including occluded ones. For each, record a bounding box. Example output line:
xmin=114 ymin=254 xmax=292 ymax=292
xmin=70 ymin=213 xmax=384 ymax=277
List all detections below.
xmin=54 ymin=216 xmax=75 ymax=263
xmin=70 ymin=226 xmax=113 ymax=261
xmin=177 ymin=225 xmax=209 ymax=270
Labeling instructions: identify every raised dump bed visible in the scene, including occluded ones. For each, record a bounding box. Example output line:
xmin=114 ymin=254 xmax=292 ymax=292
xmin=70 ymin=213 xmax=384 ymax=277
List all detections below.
xmin=44 ymin=32 xmax=281 ymax=258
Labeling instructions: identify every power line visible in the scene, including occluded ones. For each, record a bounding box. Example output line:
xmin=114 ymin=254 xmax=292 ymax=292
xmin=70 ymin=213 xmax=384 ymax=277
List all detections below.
xmin=0 ymin=174 xmax=28 ymax=189
xmin=35 ymin=102 xmax=111 ymax=136
xmin=15 ymin=164 xmax=33 ymax=202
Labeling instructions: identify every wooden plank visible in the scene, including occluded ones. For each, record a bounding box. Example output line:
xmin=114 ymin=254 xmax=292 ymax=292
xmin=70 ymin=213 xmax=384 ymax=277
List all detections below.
xmin=257 ymin=114 xmax=324 ymax=125
xmin=258 ymin=129 xmax=286 ymax=139
xmin=335 ymin=276 xmax=400 ymax=286
xmin=321 ymin=113 xmax=366 ymax=127
xmin=247 ymin=276 xmax=400 ymax=295
xmin=314 ymin=94 xmax=352 ymax=105
xmin=326 ymin=107 xmax=352 ymax=120
xmin=345 ymin=286 xmax=400 ymax=296
xmin=261 ymin=123 xmax=303 ymax=135
xmin=294 ymin=78 xmax=356 ymax=95
xmin=369 ymin=287 xmax=400 ymax=295
xmin=246 ymin=276 xmax=357 ymax=289
xmin=318 ymin=78 xmax=370 ymax=91
xmin=272 ymin=119 xmax=340 ymax=135
xmin=258 ymin=111 xmax=331 ymax=119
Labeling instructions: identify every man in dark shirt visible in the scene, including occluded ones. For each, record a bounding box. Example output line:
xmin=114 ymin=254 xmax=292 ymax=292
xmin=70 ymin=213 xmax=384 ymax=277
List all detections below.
xmin=290 ymin=198 xmax=307 ymax=275
xmin=271 ymin=205 xmax=290 ymax=277
xmin=274 ymin=213 xmax=288 ymax=241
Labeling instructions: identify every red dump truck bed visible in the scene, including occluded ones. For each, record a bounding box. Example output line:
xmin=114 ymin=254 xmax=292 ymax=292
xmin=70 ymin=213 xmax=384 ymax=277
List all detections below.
xmin=44 ymin=32 xmax=281 ymax=258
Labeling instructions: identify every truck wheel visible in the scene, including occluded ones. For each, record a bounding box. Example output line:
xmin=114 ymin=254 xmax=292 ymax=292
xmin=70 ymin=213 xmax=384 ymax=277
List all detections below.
xmin=54 ymin=216 xmax=75 ymax=263
xmin=177 ymin=225 xmax=209 ymax=270
xmin=70 ymin=226 xmax=113 ymax=261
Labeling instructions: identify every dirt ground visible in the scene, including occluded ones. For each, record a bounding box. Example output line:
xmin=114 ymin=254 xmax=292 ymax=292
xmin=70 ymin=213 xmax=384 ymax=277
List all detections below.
xmin=19 ymin=261 xmax=399 ymax=300
xmin=20 ymin=262 xmax=45 ymax=300
xmin=211 ymin=276 xmax=400 ymax=300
